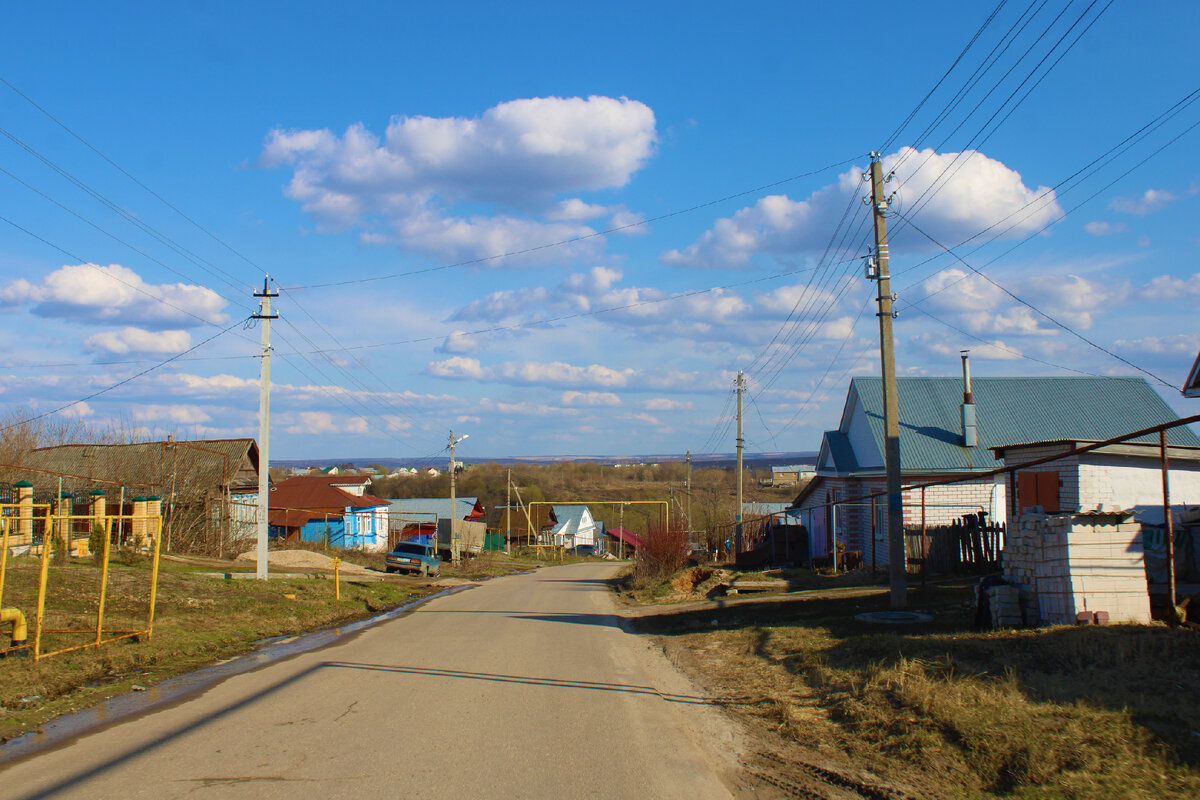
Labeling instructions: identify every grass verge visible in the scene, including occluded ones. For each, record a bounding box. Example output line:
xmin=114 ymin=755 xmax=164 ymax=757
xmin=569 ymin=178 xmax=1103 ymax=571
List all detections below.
xmin=631 ymin=575 xmax=1200 ymax=799
xmin=0 ymin=556 xmax=429 ymax=743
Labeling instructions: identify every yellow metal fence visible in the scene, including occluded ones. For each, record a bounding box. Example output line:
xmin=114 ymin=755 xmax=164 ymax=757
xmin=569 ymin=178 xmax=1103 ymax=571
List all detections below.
xmin=0 ymin=505 xmax=163 ymax=662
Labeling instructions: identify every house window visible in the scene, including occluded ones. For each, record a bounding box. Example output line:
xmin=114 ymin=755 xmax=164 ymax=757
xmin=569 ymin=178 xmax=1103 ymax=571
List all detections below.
xmin=1017 ymin=470 xmax=1060 ymax=513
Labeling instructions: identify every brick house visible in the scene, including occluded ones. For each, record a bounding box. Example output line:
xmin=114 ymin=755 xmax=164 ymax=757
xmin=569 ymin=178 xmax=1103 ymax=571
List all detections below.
xmin=792 ymin=374 xmax=1200 ymax=566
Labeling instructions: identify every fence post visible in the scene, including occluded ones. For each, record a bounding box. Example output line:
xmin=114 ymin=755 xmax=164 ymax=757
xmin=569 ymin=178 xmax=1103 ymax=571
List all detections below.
xmin=920 ymin=487 xmax=927 ymax=586
xmin=0 ymin=517 xmax=8 ymax=610
xmin=1160 ymin=430 xmax=1177 ymax=617
xmin=147 ymin=513 xmax=164 ymax=640
xmin=33 ymin=509 xmax=52 ymax=662
xmin=96 ymin=516 xmax=113 ymax=647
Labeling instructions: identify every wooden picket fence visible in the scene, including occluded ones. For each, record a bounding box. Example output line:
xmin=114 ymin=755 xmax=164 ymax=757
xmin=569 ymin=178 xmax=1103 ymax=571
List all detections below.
xmin=905 ymin=512 xmax=1004 ymax=575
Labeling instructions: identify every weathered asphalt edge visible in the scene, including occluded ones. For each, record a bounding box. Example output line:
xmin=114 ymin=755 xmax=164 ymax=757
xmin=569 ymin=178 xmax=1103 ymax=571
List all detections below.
xmin=0 ymin=583 xmax=477 ymax=769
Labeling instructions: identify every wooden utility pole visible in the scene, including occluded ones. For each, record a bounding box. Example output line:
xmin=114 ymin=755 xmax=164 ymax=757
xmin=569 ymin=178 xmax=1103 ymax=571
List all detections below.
xmin=252 ymin=277 xmax=277 ymax=581
xmin=869 ymin=154 xmax=907 ymax=609
xmin=735 ymin=372 xmax=744 ymax=555
xmin=685 ymin=449 xmax=692 ymax=541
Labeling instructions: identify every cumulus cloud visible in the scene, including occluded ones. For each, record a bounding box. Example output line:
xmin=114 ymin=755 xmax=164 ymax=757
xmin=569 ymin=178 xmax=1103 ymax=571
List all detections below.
xmin=131 ymin=404 xmax=213 ymax=424
xmin=644 ymin=398 xmax=693 ymax=411
xmin=0 ymin=264 xmax=228 ymax=327
xmin=429 ymin=357 xmax=634 ymax=388
xmin=1109 ymin=188 xmax=1184 ymax=216
xmin=448 ymin=265 xmax=864 ymax=349
xmin=84 ymin=327 xmax=192 ymax=355
xmin=1083 ymin=221 xmax=1127 ymax=236
xmin=427 ymin=356 xmax=726 ymax=393
xmin=261 ymin=95 xmax=657 ymax=264
xmin=561 ymin=390 xmax=622 ymax=406
xmin=284 ymin=411 xmax=368 ymax=435
xmin=1138 ymin=272 xmax=1200 ymax=301
xmin=661 ymin=147 xmax=1061 ymax=269
xmin=919 ymin=269 xmax=1127 ymax=335
xmin=1113 ymin=334 xmax=1200 ymax=355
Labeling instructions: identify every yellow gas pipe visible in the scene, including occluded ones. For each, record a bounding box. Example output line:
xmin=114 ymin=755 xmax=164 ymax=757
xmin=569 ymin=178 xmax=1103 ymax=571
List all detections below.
xmin=2 ymin=607 xmax=28 ymax=650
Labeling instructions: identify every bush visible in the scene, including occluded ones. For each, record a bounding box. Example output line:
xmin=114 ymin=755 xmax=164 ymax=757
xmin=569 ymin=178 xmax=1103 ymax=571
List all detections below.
xmin=634 ymin=523 xmax=688 ymax=584
xmin=89 ymin=523 xmax=106 ymax=565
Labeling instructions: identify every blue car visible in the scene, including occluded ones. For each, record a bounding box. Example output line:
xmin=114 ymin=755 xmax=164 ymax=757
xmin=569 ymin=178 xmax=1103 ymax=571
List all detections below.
xmin=385 ymin=541 xmax=441 ymax=577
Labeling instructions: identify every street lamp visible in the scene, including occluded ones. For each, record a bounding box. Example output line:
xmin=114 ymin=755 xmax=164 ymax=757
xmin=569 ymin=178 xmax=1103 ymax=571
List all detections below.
xmin=449 ymin=431 xmax=469 ymax=564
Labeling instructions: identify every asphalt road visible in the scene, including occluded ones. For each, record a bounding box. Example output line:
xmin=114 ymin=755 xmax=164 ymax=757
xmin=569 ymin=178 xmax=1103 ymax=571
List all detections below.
xmin=0 ymin=562 xmax=742 ymax=799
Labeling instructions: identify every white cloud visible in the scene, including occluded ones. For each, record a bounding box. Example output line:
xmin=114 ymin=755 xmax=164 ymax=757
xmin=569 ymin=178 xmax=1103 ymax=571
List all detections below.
xmin=430 ymin=357 xmax=634 ymax=388
xmin=561 ymin=390 xmax=622 ymax=407
xmin=59 ymin=401 xmax=93 ymax=419
xmin=0 ymin=264 xmax=228 ymax=327
xmin=131 ymin=404 xmax=213 ymax=424
xmin=661 ymin=147 xmax=1060 ymax=269
xmin=261 ymin=95 xmax=657 ymax=264
xmin=84 ymin=327 xmax=192 ymax=355
xmin=1113 ymin=334 xmax=1200 ymax=355
xmin=426 ymin=355 xmax=725 ymax=393
xmin=283 ymin=411 xmax=368 ymax=435
xmin=644 ymin=398 xmax=693 ymax=411
xmin=1083 ymin=221 xmax=1128 ymax=236
xmin=1109 ymin=188 xmax=1180 ymax=216
xmin=1139 ymin=272 xmax=1200 ymax=301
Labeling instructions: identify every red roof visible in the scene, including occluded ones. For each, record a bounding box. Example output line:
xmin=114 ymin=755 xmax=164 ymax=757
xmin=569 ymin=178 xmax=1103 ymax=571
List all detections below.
xmin=267 ymin=478 xmax=388 ymax=528
xmin=607 ymin=527 xmax=645 ymax=548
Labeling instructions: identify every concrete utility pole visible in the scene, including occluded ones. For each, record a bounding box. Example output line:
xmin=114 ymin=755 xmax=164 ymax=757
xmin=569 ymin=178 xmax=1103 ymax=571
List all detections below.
xmin=868 ymin=154 xmax=907 ymax=609
xmin=506 ymin=469 xmax=512 ymax=552
xmin=735 ymin=372 xmax=744 ymax=556
xmin=449 ymin=431 xmax=468 ymax=564
xmin=253 ymin=277 xmax=278 ymax=582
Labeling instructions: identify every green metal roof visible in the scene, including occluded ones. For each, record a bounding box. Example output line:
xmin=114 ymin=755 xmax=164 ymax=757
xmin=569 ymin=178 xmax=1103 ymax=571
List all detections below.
xmin=848 ymin=376 xmax=1200 ymax=474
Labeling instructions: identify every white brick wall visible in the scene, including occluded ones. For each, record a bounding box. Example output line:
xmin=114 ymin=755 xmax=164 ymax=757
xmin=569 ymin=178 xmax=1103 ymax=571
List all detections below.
xmin=1002 ymin=445 xmax=1200 ymax=513
xmin=1077 ymin=453 xmax=1200 ymax=510
xmin=1002 ymin=512 xmax=1151 ymax=625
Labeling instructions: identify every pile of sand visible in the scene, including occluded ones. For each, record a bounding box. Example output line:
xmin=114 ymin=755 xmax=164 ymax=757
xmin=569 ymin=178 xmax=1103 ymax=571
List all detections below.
xmin=235 ymin=549 xmax=375 ymax=575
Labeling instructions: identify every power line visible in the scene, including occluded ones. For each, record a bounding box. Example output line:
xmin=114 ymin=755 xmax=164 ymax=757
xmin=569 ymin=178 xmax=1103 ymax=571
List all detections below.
xmin=0 ymin=317 xmax=248 ymax=433
xmin=280 ymin=154 xmax=869 ymax=290
xmin=1 ymin=76 xmax=268 ymax=278
xmin=891 ymin=208 xmax=1180 ymax=389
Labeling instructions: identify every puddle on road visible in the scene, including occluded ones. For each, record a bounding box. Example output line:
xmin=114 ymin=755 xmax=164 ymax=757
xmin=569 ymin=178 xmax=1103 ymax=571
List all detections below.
xmin=0 ymin=585 xmax=472 ymax=766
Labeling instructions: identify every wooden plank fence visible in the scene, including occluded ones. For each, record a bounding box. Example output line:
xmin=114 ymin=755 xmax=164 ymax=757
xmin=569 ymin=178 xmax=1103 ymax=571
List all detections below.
xmin=905 ymin=512 xmax=1004 ymax=575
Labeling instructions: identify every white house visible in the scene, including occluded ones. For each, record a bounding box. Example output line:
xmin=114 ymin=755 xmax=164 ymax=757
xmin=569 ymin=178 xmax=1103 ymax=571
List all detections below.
xmin=550 ymin=505 xmax=598 ymax=549
xmin=792 ymin=372 xmax=1200 ymax=565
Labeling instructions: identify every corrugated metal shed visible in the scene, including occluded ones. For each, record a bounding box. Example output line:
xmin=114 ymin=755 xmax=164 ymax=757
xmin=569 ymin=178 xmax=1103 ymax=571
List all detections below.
xmin=849 ymin=376 xmax=1200 ymax=474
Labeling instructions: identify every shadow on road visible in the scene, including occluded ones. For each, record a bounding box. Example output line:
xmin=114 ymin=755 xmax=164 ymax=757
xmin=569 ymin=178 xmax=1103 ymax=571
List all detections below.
xmin=325 ymin=661 xmax=730 ymax=705
xmin=5 ymin=658 xmax=754 ymax=799
xmin=419 ymin=609 xmax=622 ymax=627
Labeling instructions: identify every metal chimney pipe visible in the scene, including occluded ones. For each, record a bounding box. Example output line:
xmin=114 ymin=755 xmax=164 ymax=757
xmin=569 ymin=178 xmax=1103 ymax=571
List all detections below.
xmin=960 ymin=350 xmax=977 ymax=447
xmin=961 ymin=350 xmax=973 ymax=404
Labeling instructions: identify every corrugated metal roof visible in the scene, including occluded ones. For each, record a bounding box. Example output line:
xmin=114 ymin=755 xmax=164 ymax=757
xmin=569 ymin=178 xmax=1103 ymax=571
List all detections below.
xmin=23 ymin=439 xmax=258 ymax=493
xmin=387 ymin=497 xmax=480 ymax=521
xmin=849 ymin=376 xmax=1200 ymax=473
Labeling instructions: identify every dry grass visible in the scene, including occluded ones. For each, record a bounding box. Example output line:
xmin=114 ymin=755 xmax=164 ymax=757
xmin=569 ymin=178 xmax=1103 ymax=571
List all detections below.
xmin=637 ymin=582 xmax=1200 ymax=799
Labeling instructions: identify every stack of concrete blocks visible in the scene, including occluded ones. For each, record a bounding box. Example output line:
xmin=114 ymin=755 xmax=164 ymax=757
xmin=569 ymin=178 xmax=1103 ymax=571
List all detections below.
xmin=987 ymin=584 xmax=1024 ymax=627
xmin=1001 ymin=508 xmax=1151 ymax=626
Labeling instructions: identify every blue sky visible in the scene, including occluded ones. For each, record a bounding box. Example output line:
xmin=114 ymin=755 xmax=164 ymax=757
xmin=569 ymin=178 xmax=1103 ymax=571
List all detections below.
xmin=1 ymin=1 xmax=1198 ymax=461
